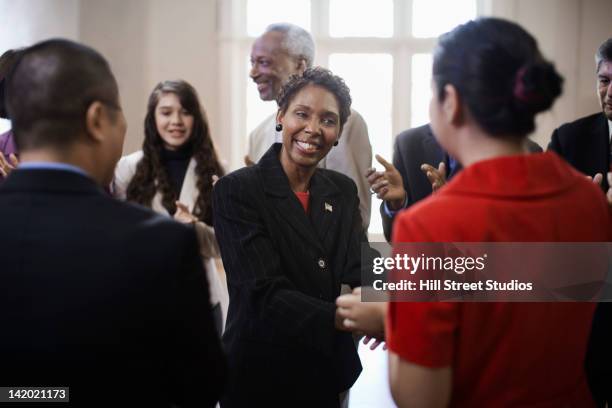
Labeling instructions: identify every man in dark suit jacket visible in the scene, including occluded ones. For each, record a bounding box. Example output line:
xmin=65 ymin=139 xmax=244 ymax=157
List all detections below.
xmin=371 ymin=124 xmax=543 ymax=241
xmin=0 ymin=39 xmax=225 ymax=407
xmin=548 ymin=37 xmax=612 ymax=407
xmin=214 ymin=143 xmax=369 ymax=407
xmin=548 ymin=113 xmax=610 ymax=191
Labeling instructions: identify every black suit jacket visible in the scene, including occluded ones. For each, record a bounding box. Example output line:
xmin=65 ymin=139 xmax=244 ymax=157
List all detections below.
xmin=213 ymin=144 xmax=367 ymax=407
xmin=0 ymin=169 xmax=226 ymax=408
xmin=548 ymin=112 xmax=612 ymax=406
xmin=381 ymin=124 xmax=543 ymax=241
xmin=548 ymin=112 xmax=610 ymax=191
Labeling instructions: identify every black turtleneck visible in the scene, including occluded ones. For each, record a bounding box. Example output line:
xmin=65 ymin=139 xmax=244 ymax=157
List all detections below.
xmin=161 ymin=143 xmax=192 ymax=196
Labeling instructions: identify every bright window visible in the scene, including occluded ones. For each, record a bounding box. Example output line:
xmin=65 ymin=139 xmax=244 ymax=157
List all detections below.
xmin=411 ymin=53 xmax=433 ymax=127
xmin=329 ymin=0 xmax=394 ymax=38
xmin=412 ymin=0 xmax=477 ymax=38
xmin=246 ymin=0 xmax=311 ymax=36
xmin=330 ymin=54 xmax=393 ymax=234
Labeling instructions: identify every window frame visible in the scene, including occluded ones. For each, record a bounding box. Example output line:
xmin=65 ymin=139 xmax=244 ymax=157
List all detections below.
xmin=218 ymin=0 xmax=485 ymax=236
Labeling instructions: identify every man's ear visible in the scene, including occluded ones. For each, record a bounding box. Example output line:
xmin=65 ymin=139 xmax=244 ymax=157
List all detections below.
xmin=85 ymin=101 xmax=107 ymax=143
xmin=442 ymin=84 xmax=463 ymax=126
xmin=296 ymin=58 xmax=307 ymax=75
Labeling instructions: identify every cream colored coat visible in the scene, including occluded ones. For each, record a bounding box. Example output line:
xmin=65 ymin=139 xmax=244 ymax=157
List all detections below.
xmin=113 ymin=151 xmax=227 ymax=321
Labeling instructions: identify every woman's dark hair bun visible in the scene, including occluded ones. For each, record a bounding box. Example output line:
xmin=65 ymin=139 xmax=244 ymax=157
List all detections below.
xmin=513 ymin=61 xmax=563 ymax=113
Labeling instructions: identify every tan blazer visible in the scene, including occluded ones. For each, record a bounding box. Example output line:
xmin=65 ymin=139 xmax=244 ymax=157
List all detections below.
xmin=113 ymin=151 xmax=227 ymax=318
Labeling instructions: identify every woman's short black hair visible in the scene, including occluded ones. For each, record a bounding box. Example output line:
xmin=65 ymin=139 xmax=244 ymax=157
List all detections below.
xmin=277 ymin=67 xmax=352 ymax=130
xmin=433 ymin=17 xmax=563 ymax=137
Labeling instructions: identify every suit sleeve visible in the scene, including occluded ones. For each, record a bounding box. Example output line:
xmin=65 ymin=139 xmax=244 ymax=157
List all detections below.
xmin=169 ymin=227 xmax=227 ymax=408
xmin=213 ymin=175 xmax=338 ymax=356
xmin=547 ymin=128 xmax=562 ymax=154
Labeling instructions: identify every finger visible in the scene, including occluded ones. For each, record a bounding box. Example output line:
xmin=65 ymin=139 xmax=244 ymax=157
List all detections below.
xmin=335 ymin=294 xmax=356 ymax=308
xmin=376 ymin=187 xmax=389 ymax=200
xmin=592 ymin=173 xmax=603 ymax=186
xmin=343 ymin=318 xmax=355 ymax=329
xmin=244 ymin=155 xmax=254 ymax=166
xmin=211 ymin=174 xmax=219 ymax=186
xmin=370 ymin=339 xmax=383 ymax=350
xmin=8 ymin=154 xmax=18 ymax=167
xmin=352 ymin=287 xmax=362 ymax=295
xmin=437 ymin=161 xmax=446 ymax=175
xmin=420 ymin=163 xmax=436 ymax=173
xmin=0 ymin=167 xmax=6 ymax=177
xmin=0 ymin=152 xmax=8 ymax=168
xmin=365 ymin=167 xmax=377 ymax=178
xmin=371 ymin=179 xmax=389 ymax=192
xmin=367 ymin=171 xmax=385 ymax=185
xmin=375 ymin=154 xmax=394 ymax=172
xmin=362 ymin=336 xmax=373 ymax=345
xmin=175 ymin=201 xmax=189 ymax=212
xmin=336 ymin=307 xmax=351 ymax=319
xmin=425 ymin=171 xmax=439 ymax=185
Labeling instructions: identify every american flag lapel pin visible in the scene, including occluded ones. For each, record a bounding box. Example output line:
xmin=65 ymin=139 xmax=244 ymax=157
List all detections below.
xmin=324 ymin=202 xmax=333 ymax=212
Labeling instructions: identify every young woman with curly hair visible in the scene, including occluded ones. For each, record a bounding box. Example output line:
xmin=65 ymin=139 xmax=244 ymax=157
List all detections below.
xmin=113 ymin=80 xmax=226 ymax=333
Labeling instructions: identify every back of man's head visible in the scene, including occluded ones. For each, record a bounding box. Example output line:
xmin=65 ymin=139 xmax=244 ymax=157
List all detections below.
xmin=596 ymin=38 xmax=612 ymax=72
xmin=6 ymin=38 xmax=119 ymax=151
xmin=265 ymin=23 xmax=315 ymax=68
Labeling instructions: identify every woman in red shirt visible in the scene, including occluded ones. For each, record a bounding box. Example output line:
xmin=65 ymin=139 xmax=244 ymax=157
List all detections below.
xmin=384 ymin=18 xmax=612 ymax=407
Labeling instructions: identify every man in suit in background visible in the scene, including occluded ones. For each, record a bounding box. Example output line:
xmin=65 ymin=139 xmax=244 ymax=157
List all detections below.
xmin=548 ymin=37 xmax=612 ymax=407
xmin=369 ymin=123 xmax=542 ymax=241
xmin=247 ymin=23 xmax=373 ymax=230
xmin=0 ymin=39 xmax=226 ymax=407
xmin=549 ymin=37 xmax=612 ymax=191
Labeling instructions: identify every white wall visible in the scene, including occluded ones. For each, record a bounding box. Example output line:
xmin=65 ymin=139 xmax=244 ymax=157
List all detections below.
xmin=0 ymin=0 xmax=80 ymax=134
xmin=0 ymin=0 xmax=80 ymax=51
xmin=78 ymin=0 xmax=220 ymax=157
xmin=79 ymin=0 xmax=151 ymax=155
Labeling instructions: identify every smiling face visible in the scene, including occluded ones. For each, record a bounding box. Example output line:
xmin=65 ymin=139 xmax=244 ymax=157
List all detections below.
xmin=154 ymin=92 xmax=194 ymax=150
xmin=250 ymin=31 xmax=300 ymax=101
xmin=278 ymin=84 xmax=341 ymax=174
xmin=597 ymin=60 xmax=612 ymax=120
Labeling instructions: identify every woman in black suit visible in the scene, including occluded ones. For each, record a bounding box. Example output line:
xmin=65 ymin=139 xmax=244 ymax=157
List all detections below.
xmin=213 ymin=67 xmax=368 ymax=407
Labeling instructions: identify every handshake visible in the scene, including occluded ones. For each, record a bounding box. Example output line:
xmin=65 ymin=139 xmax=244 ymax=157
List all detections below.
xmin=335 ymin=287 xmax=388 ymax=350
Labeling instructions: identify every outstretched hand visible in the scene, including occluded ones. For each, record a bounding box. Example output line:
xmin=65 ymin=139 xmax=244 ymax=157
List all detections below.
xmin=365 ymin=154 xmax=406 ymax=210
xmin=336 ymin=287 xmax=387 ymax=340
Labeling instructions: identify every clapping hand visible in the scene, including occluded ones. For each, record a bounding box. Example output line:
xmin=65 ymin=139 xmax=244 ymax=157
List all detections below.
xmin=0 ymin=152 xmax=18 ymax=178
xmin=420 ymin=161 xmax=447 ymax=192
xmin=174 ymin=201 xmax=198 ymax=225
xmin=365 ymin=154 xmax=406 ymax=210
xmin=588 ymin=172 xmax=612 ymax=205
xmin=244 ymin=155 xmax=255 ymax=167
